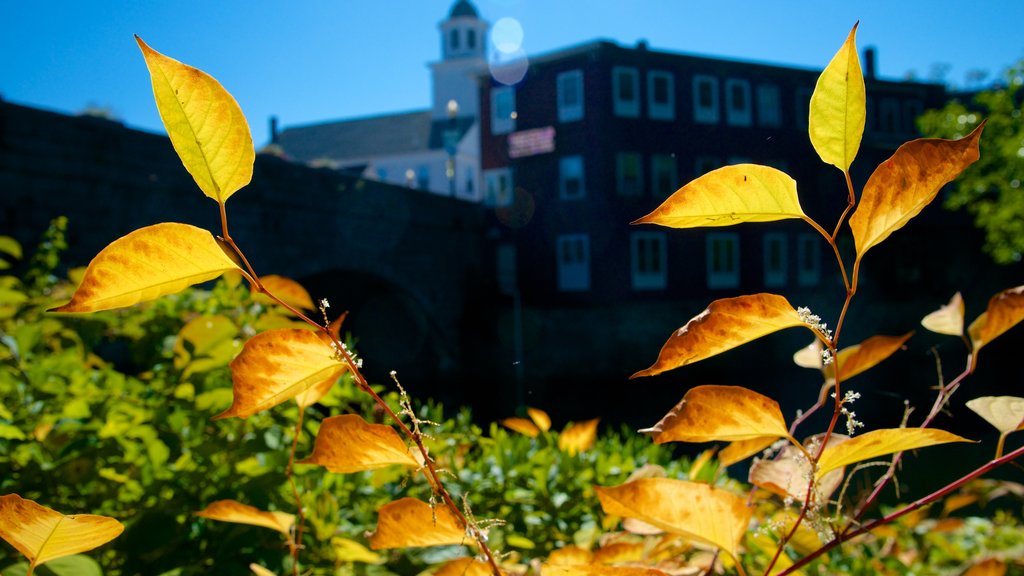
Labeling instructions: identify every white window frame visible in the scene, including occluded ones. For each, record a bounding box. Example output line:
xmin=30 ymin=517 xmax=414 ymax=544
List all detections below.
xmin=612 ymin=67 xmax=640 ymax=117
xmin=797 ymin=233 xmax=821 ymax=286
xmin=491 ymin=86 xmax=516 ymax=135
xmin=725 ymin=79 xmax=752 ymax=126
xmin=559 ymin=155 xmax=585 ymax=200
xmin=483 ymin=168 xmax=513 ymax=207
xmin=693 ymin=75 xmax=719 ymax=124
xmin=631 ymin=232 xmax=667 ymax=290
xmin=647 ymin=70 xmax=675 ymax=120
xmin=557 ymin=69 xmax=584 ymax=122
xmin=616 ymin=151 xmax=643 ymax=196
xmin=756 ymin=84 xmax=782 ymax=127
xmin=556 ymin=233 xmax=590 ymax=292
xmin=707 ymin=232 xmax=739 ymax=289
xmin=763 ymin=233 xmax=787 ymax=288
xmin=650 ymin=154 xmax=678 ymax=197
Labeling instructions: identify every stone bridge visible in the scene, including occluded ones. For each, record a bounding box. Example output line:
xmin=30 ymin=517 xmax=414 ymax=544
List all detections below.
xmin=0 ymin=101 xmax=489 ymax=405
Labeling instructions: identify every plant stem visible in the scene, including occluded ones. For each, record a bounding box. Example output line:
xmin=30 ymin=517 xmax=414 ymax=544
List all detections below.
xmin=286 ymin=409 xmax=306 ymax=576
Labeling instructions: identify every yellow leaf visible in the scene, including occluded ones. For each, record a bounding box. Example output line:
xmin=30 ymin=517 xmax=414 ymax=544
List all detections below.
xmin=293 ymin=368 xmax=343 ymax=409
xmin=965 ymin=396 xmax=1024 ymax=434
xmin=750 ymin=435 xmax=847 ymax=503
xmin=255 ymin=275 xmax=316 ymax=311
xmin=431 ymin=557 xmax=497 ymax=576
xmin=136 ymin=36 xmax=253 ymax=203
xmin=49 ymin=223 xmax=243 ymax=313
xmin=830 ymin=332 xmax=913 ymax=382
xmin=559 ymin=418 xmax=600 ymax=455
xmin=632 ymin=164 xmax=805 ymax=228
xmin=547 ymin=545 xmax=594 ymax=565
xmin=964 ymin=559 xmax=1007 ymax=576
xmin=330 ymin=536 xmax=383 ymax=564
xmin=0 ymin=236 xmax=22 ymax=261
xmin=849 ymin=123 xmax=984 ymax=262
xmin=596 ymin=478 xmax=752 ymax=561
xmin=216 ymin=328 xmax=345 ymax=419
xmin=720 ymin=437 xmax=779 ymax=467
xmin=792 ymin=340 xmax=823 ymax=369
xmin=541 ymin=566 xmax=670 ymax=576
xmin=968 ymin=285 xmax=1024 ymax=354
xmin=632 ymin=294 xmax=814 ymax=378
xmin=642 ymin=386 xmax=790 ymax=449
xmin=808 ymin=23 xmax=865 ymax=172
xmin=592 ymin=541 xmax=645 ymax=565
xmin=502 ymin=417 xmax=540 ymax=437
xmin=528 ymin=407 xmax=552 ymax=432
xmin=688 ymin=449 xmax=715 ymax=479
xmin=194 ymin=500 xmax=294 ymax=537
xmin=173 ymin=315 xmax=240 ymax=376
xmin=0 ymin=494 xmax=124 ymax=569
xmin=921 ymin=292 xmax=965 ymax=337
xmin=816 ymin=428 xmax=972 ymax=479
xmin=299 ymin=414 xmax=419 ymax=473
xmin=250 ymin=564 xmax=278 ymax=576
xmin=368 ymin=498 xmax=467 ymax=550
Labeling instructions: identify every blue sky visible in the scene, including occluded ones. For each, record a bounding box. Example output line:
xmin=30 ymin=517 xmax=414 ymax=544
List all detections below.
xmin=3 ymin=1 xmax=1022 ymax=146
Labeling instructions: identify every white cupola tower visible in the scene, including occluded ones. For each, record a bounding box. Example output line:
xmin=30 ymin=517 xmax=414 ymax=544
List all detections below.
xmin=430 ymin=0 xmax=488 ymax=120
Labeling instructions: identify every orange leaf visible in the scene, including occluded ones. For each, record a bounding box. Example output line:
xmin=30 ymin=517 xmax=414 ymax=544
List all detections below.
xmin=559 ymin=418 xmax=600 ymax=455
xmin=596 ymin=478 xmax=751 ymax=560
xmin=808 ymin=22 xmax=865 ymax=172
xmin=194 ymin=500 xmax=294 ymax=536
xmin=749 ymin=435 xmax=847 ymax=503
xmin=830 ymin=332 xmax=913 ymax=382
xmin=293 ymin=369 xmax=343 ymax=409
xmin=502 ymin=417 xmax=540 ymax=437
xmin=921 ymin=292 xmax=965 ymax=337
xmin=720 ymin=437 xmax=779 ymax=467
xmin=541 ymin=566 xmax=670 ymax=576
xmin=368 ymin=498 xmax=466 ymax=550
xmin=631 ymin=164 xmax=806 ymax=228
xmin=968 ymin=285 xmax=1024 ymax=354
xmin=633 ymin=294 xmax=815 ymax=378
xmin=432 ymin=557 xmax=499 ymax=576
xmin=255 ymin=275 xmax=316 ymax=311
xmin=0 ymin=494 xmax=124 ymax=569
xmin=216 ymin=328 xmax=345 ymax=419
xmin=964 ymin=558 xmax=1007 ymax=576
xmin=849 ymin=123 xmax=984 ymax=261
xmin=49 ymin=223 xmax=243 ymax=313
xmin=816 ymin=428 xmax=972 ymax=479
xmin=299 ymin=414 xmax=419 ymax=473
xmin=546 ymin=546 xmax=594 ymax=565
xmin=528 ymin=407 xmax=552 ymax=432
xmin=642 ymin=386 xmax=791 ymax=447
xmin=592 ymin=541 xmax=645 ymax=565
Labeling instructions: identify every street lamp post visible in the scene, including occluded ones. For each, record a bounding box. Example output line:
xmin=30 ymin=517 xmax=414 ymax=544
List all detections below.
xmin=444 ymin=99 xmax=459 ymax=197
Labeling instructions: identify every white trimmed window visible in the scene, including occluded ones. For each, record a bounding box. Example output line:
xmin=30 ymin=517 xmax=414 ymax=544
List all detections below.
xmin=556 ymin=234 xmax=590 ymax=291
xmin=725 ymin=79 xmax=752 ymax=126
xmin=648 ymin=71 xmax=675 ymax=120
xmin=613 ymin=67 xmax=640 ymax=117
xmin=559 ymin=155 xmax=585 ymax=200
xmin=491 ymin=86 xmax=516 ymax=135
xmin=483 ymin=168 xmax=513 ymax=207
xmin=616 ymin=152 xmax=643 ymax=196
xmin=707 ymin=233 xmax=739 ymax=289
xmin=757 ymin=84 xmax=782 ymax=127
xmin=651 ymin=154 xmax=678 ymax=197
xmin=557 ymin=69 xmax=584 ymax=122
xmin=631 ymin=232 xmax=667 ymax=290
xmin=797 ymin=233 xmax=821 ymax=286
xmin=763 ymin=233 xmax=787 ymax=287
xmin=693 ymin=75 xmax=719 ymax=123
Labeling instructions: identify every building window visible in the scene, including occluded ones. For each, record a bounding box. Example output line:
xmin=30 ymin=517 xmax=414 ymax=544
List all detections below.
xmin=707 ymin=233 xmax=739 ymax=289
xmin=648 ymin=71 xmax=675 ymax=120
xmin=879 ymin=98 xmax=900 ymax=133
xmin=693 ymin=75 xmax=719 ymax=123
xmin=796 ymin=88 xmax=812 ymax=128
xmin=450 ymin=29 xmax=460 ymax=51
xmin=557 ymin=69 xmax=584 ymax=122
xmin=557 ymin=234 xmax=590 ymax=291
xmin=467 ymin=29 xmax=476 ymax=50
xmin=484 ymin=168 xmax=513 ymax=207
xmin=797 ymin=233 xmax=820 ymax=286
xmin=651 ymin=154 xmax=678 ymax=197
xmin=695 ymin=155 xmax=721 ymax=177
xmin=613 ymin=67 xmax=640 ymax=117
xmin=616 ymin=152 xmax=643 ymax=196
xmin=631 ymin=232 xmax=667 ymax=290
xmin=559 ymin=155 xmax=585 ymax=200
xmin=491 ymin=86 xmax=516 ymax=135
xmin=757 ymin=84 xmax=782 ymax=127
xmin=763 ymin=233 xmax=787 ymax=287
xmin=904 ymin=100 xmax=923 ymax=134
xmin=725 ymin=79 xmax=752 ymax=126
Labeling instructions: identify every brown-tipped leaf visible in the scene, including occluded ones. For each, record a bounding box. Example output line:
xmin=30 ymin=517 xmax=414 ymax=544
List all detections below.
xmin=299 ymin=414 xmax=419 ymax=473
xmin=642 ymin=385 xmax=790 ymax=447
xmin=596 ymin=478 xmax=751 ymax=560
xmin=921 ymin=292 xmax=965 ymax=337
xmin=633 ymin=294 xmax=813 ymax=378
xmin=809 ymin=23 xmax=865 ymax=172
xmin=632 ymin=164 xmax=805 ymax=228
xmin=368 ymin=498 xmax=466 ymax=550
xmin=195 ymin=500 xmax=294 ymax=536
xmin=965 ymin=396 xmax=1024 ymax=434
xmin=559 ymin=418 xmax=599 ymax=455
xmin=968 ymin=285 xmax=1024 ymax=353
xmin=816 ymin=428 xmax=972 ymax=479
xmin=255 ymin=274 xmax=316 ymax=311
xmin=50 ymin=223 xmax=243 ymax=313
xmin=0 ymin=494 xmax=124 ymax=569
xmin=750 ymin=434 xmax=847 ymax=503
xmin=849 ymin=123 xmax=984 ymax=261
xmin=830 ymin=332 xmax=913 ymax=382
xmin=216 ymin=328 xmax=345 ymax=419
